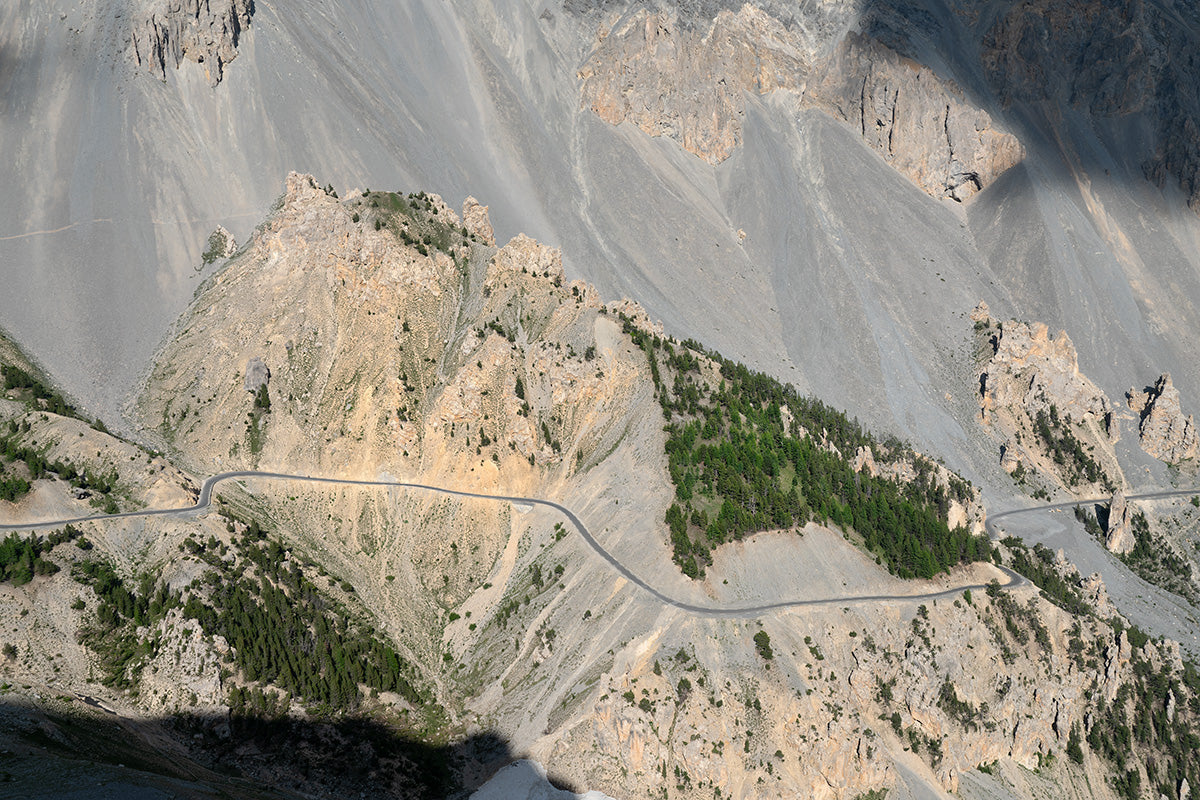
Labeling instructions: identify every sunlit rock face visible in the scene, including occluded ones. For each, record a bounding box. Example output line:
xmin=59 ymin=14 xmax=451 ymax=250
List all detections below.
xmin=131 ymin=0 xmax=253 ymax=86
xmin=577 ymin=3 xmax=1023 ymax=200
xmin=1128 ymin=373 xmax=1200 ymax=464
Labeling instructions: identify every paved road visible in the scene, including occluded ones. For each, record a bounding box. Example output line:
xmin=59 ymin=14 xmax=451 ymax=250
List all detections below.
xmin=2 ymin=470 xmax=1039 ymax=618
xmin=985 ymin=488 xmax=1200 ymax=535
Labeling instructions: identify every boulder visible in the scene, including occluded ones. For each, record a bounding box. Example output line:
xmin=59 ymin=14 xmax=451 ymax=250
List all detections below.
xmin=243 ymin=357 xmax=269 ymax=393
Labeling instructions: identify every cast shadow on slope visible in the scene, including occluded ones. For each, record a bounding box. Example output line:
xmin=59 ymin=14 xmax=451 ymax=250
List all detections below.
xmin=858 ymin=0 xmax=1200 ymax=208
xmin=0 ymin=698 xmax=573 ymax=799
xmin=567 ymin=0 xmax=1199 ymax=207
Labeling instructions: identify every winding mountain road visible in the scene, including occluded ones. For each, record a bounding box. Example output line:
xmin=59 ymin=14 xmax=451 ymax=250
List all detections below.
xmin=14 ymin=471 xmax=1188 ymax=618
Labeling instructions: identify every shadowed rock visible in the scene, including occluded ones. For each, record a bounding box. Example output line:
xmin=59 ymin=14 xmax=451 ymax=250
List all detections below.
xmin=807 ymin=34 xmax=1023 ymax=201
xmin=980 ymin=0 xmax=1200 ymax=214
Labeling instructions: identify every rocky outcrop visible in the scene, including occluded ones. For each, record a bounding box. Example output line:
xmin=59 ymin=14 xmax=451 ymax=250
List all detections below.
xmin=999 ymin=437 xmax=1024 ymax=474
xmin=579 ymin=0 xmax=1200 ymax=211
xmin=1081 ymin=572 xmax=1117 ymax=618
xmin=577 ymin=5 xmax=807 ymax=165
xmin=974 ymin=303 xmax=1119 ymax=492
xmin=977 ymin=313 xmax=1112 ymax=429
xmin=461 ymin=197 xmax=496 ymax=247
xmin=806 ymin=35 xmax=1024 ymax=201
xmin=204 ymin=225 xmax=238 ymax=262
xmin=604 ymin=297 xmax=663 ymax=337
xmin=1105 ymin=489 xmax=1135 ymax=555
xmin=576 ymin=6 xmax=1022 ymax=200
xmin=243 ymin=357 xmax=269 ymax=393
xmin=549 ymin=565 xmax=1143 ymax=797
xmin=979 ymin=0 xmax=1200 ymax=214
xmin=851 ymin=445 xmax=987 ymax=536
xmin=1103 ymin=629 xmax=1132 ymax=703
xmin=852 ymin=445 xmax=878 ymax=477
xmin=131 ymin=0 xmax=253 ymax=87
xmin=1128 ymin=374 xmax=1199 ymax=463
xmin=138 ymin=172 xmax=651 ymax=494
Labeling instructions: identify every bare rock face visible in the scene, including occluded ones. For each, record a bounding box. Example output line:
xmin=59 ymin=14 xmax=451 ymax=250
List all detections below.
xmin=139 ymin=172 xmax=650 ymax=489
xmin=1105 ymin=489 xmax=1135 ymax=555
xmin=604 ymin=297 xmax=664 ymax=337
xmin=978 ymin=317 xmax=1111 ymax=428
xmin=979 ymin=0 xmax=1200 ymax=214
xmin=243 ymin=356 xmax=269 ymax=394
xmin=851 ymin=445 xmax=878 ymax=478
xmin=577 ymin=5 xmax=807 ymax=165
xmin=488 ymin=233 xmax=564 ymax=284
xmin=131 ymin=0 xmax=254 ymax=87
xmin=208 ymin=225 xmax=237 ymax=259
xmin=1103 ymin=628 xmax=1132 ymax=703
xmin=461 ymin=197 xmax=496 ymax=247
xmin=576 ymin=5 xmax=1022 ymax=201
xmin=1129 ymin=373 xmax=1199 ymax=463
xmin=806 ymin=35 xmax=1024 ymax=202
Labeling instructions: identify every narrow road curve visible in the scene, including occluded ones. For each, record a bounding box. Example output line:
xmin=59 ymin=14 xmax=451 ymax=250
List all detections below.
xmin=3 ymin=470 xmax=1039 ymax=618
xmin=984 ymin=488 xmax=1200 ymax=535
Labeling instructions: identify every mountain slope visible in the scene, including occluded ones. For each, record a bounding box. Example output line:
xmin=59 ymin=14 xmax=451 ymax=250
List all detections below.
xmin=3 ymin=0 xmax=1199 ymax=509
xmin=123 ymin=175 xmax=1197 ymax=798
xmin=5 ymin=3 xmax=1200 ymax=795
xmin=1 ymin=176 xmax=1198 ymax=798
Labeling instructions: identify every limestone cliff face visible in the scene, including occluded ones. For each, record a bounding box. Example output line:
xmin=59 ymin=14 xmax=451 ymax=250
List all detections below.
xmin=576 ymin=3 xmax=1023 ymax=200
xmin=979 ymin=0 xmax=1200 ymax=213
xmin=131 ymin=0 xmax=253 ymax=86
xmin=806 ymin=35 xmax=1024 ymax=202
xmin=577 ymin=0 xmax=1200 ymax=211
xmin=1128 ymin=373 xmax=1199 ymax=463
xmin=577 ymin=5 xmax=808 ymax=165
